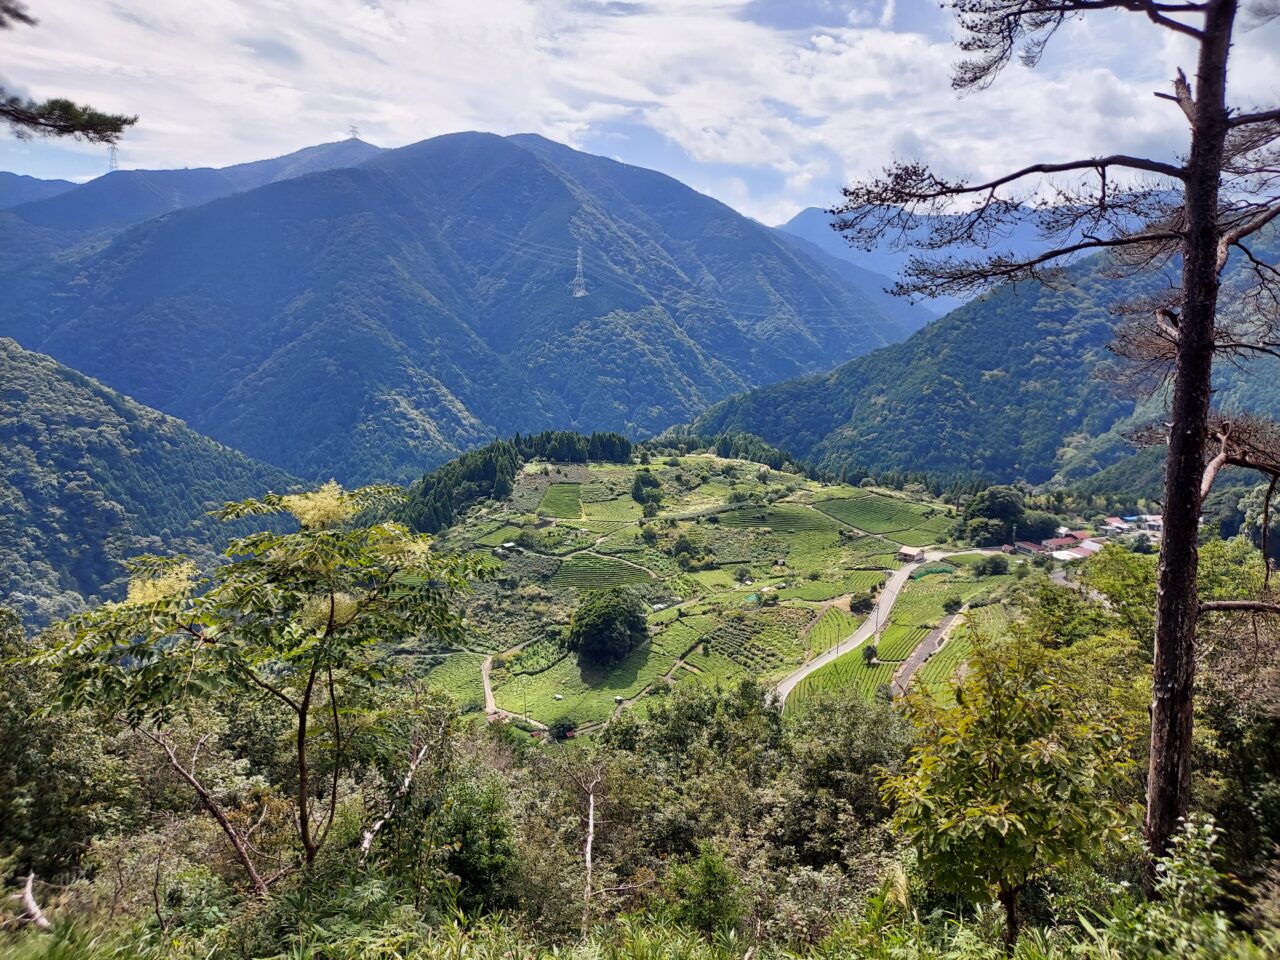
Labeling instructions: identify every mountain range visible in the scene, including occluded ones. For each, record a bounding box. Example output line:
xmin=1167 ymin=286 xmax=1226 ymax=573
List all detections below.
xmin=1 ymin=132 xmax=931 ymax=484
xmin=0 ymin=171 xmax=75 ymax=209
xmin=693 ymin=229 xmax=1280 ymax=488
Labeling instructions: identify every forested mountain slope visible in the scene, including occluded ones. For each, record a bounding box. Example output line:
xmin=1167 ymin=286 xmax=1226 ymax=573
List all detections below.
xmin=0 ymin=339 xmax=294 ymax=625
xmin=0 ymin=171 xmax=75 ymax=209
xmin=693 ymin=263 xmax=1134 ymax=484
xmin=2 ymin=132 xmax=931 ymax=484
xmin=695 ymin=229 xmax=1280 ymax=487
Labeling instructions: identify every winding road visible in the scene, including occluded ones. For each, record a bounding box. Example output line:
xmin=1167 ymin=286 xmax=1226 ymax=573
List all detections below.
xmin=774 ymin=549 xmax=1001 ymax=705
xmin=480 ymin=500 xmax=1005 ymax=724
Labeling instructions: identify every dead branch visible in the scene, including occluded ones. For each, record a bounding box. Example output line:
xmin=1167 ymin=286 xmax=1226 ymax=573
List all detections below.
xmin=137 ymin=727 xmax=269 ymax=896
xmin=1200 ymin=600 xmax=1280 ymax=615
xmin=18 ymin=874 xmax=52 ymax=932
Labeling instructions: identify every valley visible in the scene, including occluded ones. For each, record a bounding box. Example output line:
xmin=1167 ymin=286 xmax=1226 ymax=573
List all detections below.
xmin=412 ymin=453 xmax=1017 ymax=732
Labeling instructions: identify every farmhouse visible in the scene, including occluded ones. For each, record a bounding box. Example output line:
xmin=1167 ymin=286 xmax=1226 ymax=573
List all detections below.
xmin=1101 ymin=517 xmax=1134 ymax=536
xmin=896 ymin=545 xmax=926 ymax=563
xmin=1041 ymin=536 xmax=1080 ymax=550
xmin=1014 ymin=541 xmax=1045 ymax=555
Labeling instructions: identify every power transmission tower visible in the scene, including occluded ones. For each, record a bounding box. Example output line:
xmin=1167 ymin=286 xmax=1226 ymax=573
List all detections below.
xmin=108 ymin=145 xmax=119 ymax=171
xmin=348 ymin=124 xmax=360 ymax=140
xmin=570 ymin=247 xmax=588 ymax=298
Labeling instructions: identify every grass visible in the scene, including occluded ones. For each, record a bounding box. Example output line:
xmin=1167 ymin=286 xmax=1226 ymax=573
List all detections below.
xmin=540 ymin=483 xmax=583 ymax=519
xmin=550 ymin=554 xmax=652 ymax=591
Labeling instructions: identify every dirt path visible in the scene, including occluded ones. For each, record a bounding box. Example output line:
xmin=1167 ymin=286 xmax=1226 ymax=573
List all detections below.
xmin=479 ymin=643 xmax=549 ymax=731
xmin=890 ymin=608 xmax=965 ymax=697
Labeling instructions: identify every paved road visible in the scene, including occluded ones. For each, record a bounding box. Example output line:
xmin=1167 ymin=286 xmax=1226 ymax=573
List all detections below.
xmin=774 ymin=563 xmax=915 ymax=703
xmin=774 ymin=549 xmax=999 ymax=705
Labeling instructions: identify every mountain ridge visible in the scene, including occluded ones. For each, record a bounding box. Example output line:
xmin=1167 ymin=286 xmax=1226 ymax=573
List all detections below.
xmin=2 ymin=131 xmax=931 ymax=485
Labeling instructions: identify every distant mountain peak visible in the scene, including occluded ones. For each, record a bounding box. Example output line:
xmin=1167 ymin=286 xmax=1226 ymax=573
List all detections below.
xmin=2 ymin=131 xmax=933 ymax=485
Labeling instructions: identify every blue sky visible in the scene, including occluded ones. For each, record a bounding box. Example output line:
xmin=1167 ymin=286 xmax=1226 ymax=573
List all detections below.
xmin=2 ymin=0 xmax=1277 ymax=223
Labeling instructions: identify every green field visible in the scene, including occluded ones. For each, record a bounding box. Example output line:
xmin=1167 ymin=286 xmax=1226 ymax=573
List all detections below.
xmin=422 ymin=652 xmax=487 ymax=713
xmin=786 ymin=647 xmax=897 ymax=710
xmin=539 ymin=483 xmax=583 ymax=518
xmin=550 ymin=554 xmax=653 ymax=591
xmin=814 ymin=492 xmax=953 ymax=543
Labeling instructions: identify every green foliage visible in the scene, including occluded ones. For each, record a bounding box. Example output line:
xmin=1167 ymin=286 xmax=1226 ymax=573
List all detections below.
xmin=973 ymin=554 xmax=1010 ymax=577
xmin=884 ymin=636 xmax=1136 ymax=942
xmin=0 ymin=339 xmax=295 ymax=626
xmin=567 ymin=588 xmax=649 ymax=668
xmin=39 ymin=483 xmax=484 ymax=877
xmin=435 ymin=774 xmax=519 ymax=912
xmin=1096 ymin=818 xmax=1276 ymax=960
xmin=0 ymin=607 xmax=138 ymax=877
xmin=664 ymin=841 xmax=744 ymax=933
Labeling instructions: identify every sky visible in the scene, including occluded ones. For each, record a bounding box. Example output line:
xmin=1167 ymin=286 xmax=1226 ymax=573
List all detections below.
xmin=1 ymin=0 xmax=1277 ymax=224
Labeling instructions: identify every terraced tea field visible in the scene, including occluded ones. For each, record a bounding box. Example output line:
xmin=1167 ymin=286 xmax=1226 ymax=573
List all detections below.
xmin=776 ymin=570 xmax=884 ymax=602
xmin=423 ymin=452 xmax=975 ymax=732
xmin=785 ymin=649 xmax=896 ymax=711
xmin=422 ymin=652 xmax=487 ymax=713
xmin=815 ymin=492 xmax=954 ymax=544
xmin=806 ymin=607 xmax=862 ymax=656
xmin=539 ymin=483 xmax=583 ymax=519
xmin=550 ymin=554 xmax=652 ymax=591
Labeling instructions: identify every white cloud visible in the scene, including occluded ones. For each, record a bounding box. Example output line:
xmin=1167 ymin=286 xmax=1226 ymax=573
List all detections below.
xmin=0 ymin=1 xmax=1275 ymax=221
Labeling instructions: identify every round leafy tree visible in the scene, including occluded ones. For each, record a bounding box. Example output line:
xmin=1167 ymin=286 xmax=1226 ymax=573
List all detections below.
xmin=567 ymin=588 xmax=648 ymax=669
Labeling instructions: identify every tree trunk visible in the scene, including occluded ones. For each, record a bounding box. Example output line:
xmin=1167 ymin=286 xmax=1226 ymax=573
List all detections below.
xmin=297 ymin=664 xmax=319 ymax=864
xmin=1145 ymin=0 xmax=1236 ymax=883
xmin=144 ymin=730 xmax=270 ymax=896
xmin=997 ymin=883 xmax=1020 ymax=953
xmin=581 ymin=780 xmax=596 ymax=939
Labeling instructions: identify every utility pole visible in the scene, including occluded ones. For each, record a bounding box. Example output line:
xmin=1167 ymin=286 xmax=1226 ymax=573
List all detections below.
xmin=570 ymin=247 xmax=588 ymax=298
